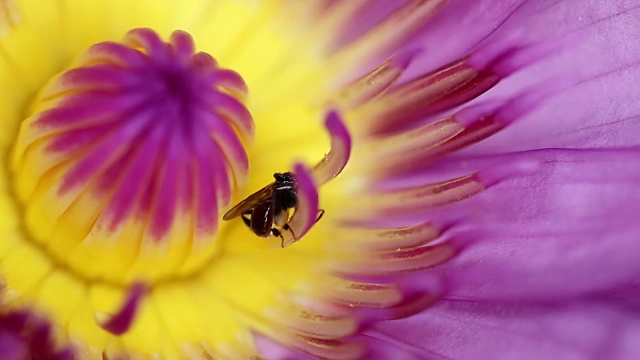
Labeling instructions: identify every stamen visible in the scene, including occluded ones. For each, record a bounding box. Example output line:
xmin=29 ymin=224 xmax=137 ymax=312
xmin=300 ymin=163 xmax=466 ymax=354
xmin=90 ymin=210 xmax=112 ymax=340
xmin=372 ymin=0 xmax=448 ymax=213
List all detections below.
xmin=330 ymin=49 xmax=420 ymax=109
xmin=264 ymin=302 xmax=357 ymax=339
xmin=341 ymin=161 xmax=539 ymax=225
xmin=280 ymin=163 xmax=319 ymax=247
xmin=358 ymin=79 xmax=572 ymax=177
xmin=352 ymin=56 xmax=497 ymax=135
xmin=351 ymin=37 xmax=564 ymax=136
xmin=354 ymin=291 xmax=440 ymax=323
xmin=95 ymin=282 xmax=146 ymax=335
xmin=312 ymin=110 xmax=352 ymax=185
xmin=328 ymin=222 xmax=441 ymax=252
xmin=330 ymin=243 xmax=457 ymax=276
xmin=341 ymin=174 xmax=483 ymax=222
xmin=301 ymin=278 xmax=404 ymax=309
xmin=254 ymin=330 xmax=364 ymax=360
xmin=290 ymin=335 xmax=363 ymax=360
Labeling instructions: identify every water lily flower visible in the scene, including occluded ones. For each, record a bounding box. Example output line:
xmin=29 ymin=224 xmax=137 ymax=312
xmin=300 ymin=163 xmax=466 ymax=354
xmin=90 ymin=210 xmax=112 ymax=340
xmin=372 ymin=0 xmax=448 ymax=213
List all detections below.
xmin=1 ymin=0 xmax=640 ymax=359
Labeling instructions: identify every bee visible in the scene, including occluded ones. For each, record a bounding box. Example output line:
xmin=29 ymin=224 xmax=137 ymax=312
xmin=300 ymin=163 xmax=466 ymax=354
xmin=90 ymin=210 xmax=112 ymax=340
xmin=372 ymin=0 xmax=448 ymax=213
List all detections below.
xmin=223 ymin=172 xmax=324 ymax=246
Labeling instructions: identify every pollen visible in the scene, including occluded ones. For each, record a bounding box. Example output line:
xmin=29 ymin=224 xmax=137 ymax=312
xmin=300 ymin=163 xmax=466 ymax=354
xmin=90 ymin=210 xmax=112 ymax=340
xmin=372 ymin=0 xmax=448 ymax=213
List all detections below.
xmin=10 ymin=28 xmax=253 ymax=283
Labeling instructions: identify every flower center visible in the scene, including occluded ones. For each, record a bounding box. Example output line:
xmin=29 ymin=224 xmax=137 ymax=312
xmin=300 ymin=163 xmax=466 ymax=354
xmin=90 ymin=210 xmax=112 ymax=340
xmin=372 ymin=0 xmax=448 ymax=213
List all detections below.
xmin=10 ymin=28 xmax=253 ymax=284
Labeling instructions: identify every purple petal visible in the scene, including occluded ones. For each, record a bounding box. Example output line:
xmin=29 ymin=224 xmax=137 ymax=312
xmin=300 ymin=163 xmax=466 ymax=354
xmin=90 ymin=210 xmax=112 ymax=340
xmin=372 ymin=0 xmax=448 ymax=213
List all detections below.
xmin=365 ymin=300 xmax=640 ymax=360
xmin=418 ymin=148 xmax=640 ymax=301
xmin=458 ymin=2 xmax=640 ymax=152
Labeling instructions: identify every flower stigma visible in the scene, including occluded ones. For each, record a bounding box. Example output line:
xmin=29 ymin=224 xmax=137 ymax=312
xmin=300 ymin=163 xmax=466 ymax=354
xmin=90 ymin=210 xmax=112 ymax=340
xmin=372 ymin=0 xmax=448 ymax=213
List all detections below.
xmin=11 ymin=28 xmax=253 ymax=284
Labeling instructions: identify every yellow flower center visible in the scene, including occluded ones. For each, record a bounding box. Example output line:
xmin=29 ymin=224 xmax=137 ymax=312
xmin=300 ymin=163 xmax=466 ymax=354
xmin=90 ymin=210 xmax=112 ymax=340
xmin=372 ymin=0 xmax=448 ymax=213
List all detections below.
xmin=1 ymin=1 xmax=345 ymax=356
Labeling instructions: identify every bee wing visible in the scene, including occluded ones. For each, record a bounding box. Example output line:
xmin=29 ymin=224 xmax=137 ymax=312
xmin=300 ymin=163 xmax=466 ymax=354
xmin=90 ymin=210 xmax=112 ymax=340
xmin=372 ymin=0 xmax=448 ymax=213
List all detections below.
xmin=223 ymin=183 xmax=276 ymax=220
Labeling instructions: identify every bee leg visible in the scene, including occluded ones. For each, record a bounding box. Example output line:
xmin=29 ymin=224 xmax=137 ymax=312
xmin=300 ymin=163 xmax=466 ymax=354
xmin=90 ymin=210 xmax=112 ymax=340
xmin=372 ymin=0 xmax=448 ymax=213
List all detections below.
xmin=241 ymin=211 xmax=252 ymax=228
xmin=272 ymin=228 xmax=286 ymax=248
xmin=282 ymin=223 xmax=297 ymax=241
xmin=315 ymin=209 xmax=325 ymax=223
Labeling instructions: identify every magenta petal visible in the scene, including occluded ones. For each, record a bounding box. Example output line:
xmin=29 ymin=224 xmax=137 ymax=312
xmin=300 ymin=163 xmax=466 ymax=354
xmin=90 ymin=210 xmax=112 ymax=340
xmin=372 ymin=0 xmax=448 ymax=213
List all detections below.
xmin=365 ymin=300 xmax=640 ymax=360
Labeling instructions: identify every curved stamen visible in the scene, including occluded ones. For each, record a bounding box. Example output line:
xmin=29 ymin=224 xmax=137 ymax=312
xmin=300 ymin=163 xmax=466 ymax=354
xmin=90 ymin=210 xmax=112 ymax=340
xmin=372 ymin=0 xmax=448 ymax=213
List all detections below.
xmin=339 ymin=160 xmax=539 ymax=227
xmin=264 ymin=301 xmax=357 ymax=339
xmin=355 ymin=76 xmax=573 ymax=179
xmin=330 ymin=49 xmax=420 ymax=109
xmin=331 ymin=242 xmax=457 ymax=276
xmin=350 ymin=36 xmax=567 ymax=137
xmin=312 ymin=110 xmax=352 ymax=185
xmin=329 ymin=221 xmax=441 ymax=252
xmin=95 ymin=283 xmax=146 ymax=335
xmin=281 ymin=163 xmax=319 ymax=247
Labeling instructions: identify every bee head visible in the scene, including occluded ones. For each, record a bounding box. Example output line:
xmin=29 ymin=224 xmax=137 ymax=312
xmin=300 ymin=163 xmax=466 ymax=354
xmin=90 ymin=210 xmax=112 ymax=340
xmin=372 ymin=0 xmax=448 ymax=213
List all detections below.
xmin=273 ymin=172 xmax=295 ymax=183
